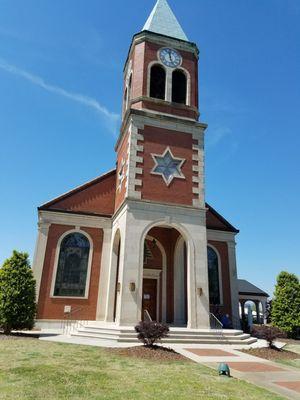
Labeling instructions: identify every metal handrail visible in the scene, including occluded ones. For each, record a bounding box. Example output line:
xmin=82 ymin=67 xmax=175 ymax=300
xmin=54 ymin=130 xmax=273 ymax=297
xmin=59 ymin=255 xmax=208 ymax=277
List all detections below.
xmin=210 ymin=312 xmax=223 ymax=329
xmin=143 ymin=309 xmax=152 ymax=322
xmin=62 ymin=307 xmax=89 ymax=335
xmin=209 ymin=312 xmax=228 ymax=342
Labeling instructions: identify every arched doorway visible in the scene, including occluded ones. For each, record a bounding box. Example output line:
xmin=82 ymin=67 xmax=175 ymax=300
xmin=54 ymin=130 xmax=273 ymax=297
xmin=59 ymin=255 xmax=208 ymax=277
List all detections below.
xmin=141 ymin=225 xmax=187 ymax=326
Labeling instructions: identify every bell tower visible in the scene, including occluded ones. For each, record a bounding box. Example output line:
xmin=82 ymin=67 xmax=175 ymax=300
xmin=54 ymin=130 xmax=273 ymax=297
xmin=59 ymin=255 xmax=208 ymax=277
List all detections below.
xmin=115 ymin=0 xmax=206 ymax=211
xmin=106 ymin=0 xmax=210 ymax=329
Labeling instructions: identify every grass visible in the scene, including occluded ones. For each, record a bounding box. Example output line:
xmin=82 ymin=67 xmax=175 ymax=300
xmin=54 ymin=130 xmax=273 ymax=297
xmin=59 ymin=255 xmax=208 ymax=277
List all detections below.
xmin=0 ymin=338 xmax=285 ymax=400
xmin=276 ymin=343 xmax=300 ymax=370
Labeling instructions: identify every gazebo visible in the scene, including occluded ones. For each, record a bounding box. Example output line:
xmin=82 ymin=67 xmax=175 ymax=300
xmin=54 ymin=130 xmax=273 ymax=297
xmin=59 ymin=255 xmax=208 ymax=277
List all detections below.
xmin=238 ymin=279 xmax=269 ymax=324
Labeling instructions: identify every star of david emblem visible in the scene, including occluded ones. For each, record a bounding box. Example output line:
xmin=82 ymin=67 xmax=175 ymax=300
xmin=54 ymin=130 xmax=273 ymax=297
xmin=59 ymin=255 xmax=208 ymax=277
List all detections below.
xmin=151 ymin=147 xmax=185 ymax=186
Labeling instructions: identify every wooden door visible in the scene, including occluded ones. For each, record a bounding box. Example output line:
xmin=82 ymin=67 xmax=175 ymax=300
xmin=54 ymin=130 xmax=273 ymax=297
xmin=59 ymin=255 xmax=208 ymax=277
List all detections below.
xmin=142 ymin=279 xmax=157 ymax=321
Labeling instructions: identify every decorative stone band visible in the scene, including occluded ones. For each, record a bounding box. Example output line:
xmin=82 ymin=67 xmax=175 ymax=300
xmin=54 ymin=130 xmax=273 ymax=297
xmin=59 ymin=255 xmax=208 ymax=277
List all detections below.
xmin=126 ymin=121 xmax=144 ymax=200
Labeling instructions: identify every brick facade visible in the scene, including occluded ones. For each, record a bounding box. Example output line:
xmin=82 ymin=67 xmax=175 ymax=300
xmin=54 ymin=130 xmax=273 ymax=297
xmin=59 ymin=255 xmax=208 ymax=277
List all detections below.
xmin=37 ymin=224 xmax=103 ymax=320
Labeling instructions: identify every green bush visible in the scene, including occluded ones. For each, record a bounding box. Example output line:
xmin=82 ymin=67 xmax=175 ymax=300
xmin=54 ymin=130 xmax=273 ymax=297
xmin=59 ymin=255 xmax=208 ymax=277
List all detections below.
xmin=271 ymin=271 xmax=300 ymax=337
xmin=251 ymin=325 xmax=286 ymax=349
xmin=135 ymin=321 xmax=169 ymax=347
xmin=0 ymin=251 xmax=36 ymax=334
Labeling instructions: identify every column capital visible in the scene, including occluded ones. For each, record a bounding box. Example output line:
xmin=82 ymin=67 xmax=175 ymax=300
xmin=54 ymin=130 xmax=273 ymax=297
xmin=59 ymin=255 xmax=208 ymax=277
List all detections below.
xmin=227 ymin=240 xmax=237 ymax=248
xmin=37 ymin=221 xmax=51 ymax=233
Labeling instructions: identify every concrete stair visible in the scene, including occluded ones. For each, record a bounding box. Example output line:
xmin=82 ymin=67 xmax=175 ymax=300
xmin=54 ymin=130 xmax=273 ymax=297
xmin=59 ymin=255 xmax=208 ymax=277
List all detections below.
xmin=69 ymin=322 xmax=257 ymax=345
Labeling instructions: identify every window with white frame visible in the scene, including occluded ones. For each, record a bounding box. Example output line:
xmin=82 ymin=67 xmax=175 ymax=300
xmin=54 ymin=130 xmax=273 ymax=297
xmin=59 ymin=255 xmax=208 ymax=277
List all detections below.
xmin=207 ymin=246 xmax=221 ymax=305
xmin=53 ymin=232 xmax=90 ymax=297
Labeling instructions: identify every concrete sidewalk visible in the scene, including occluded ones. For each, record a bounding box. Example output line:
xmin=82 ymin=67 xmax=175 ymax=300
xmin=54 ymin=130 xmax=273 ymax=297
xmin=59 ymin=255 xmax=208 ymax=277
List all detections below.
xmin=172 ymin=345 xmax=300 ymax=400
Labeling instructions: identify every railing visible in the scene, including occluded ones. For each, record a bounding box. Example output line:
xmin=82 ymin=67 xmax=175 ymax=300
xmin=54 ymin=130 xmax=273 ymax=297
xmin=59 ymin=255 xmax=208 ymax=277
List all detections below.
xmin=143 ymin=309 xmax=152 ymax=322
xmin=209 ymin=312 xmax=227 ymax=342
xmin=62 ymin=307 xmax=89 ymax=335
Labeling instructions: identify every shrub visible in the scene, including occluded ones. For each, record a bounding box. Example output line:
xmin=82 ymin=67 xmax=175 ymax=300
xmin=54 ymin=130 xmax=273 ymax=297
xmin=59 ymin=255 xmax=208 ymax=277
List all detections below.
xmin=0 ymin=251 xmax=36 ymax=334
xmin=135 ymin=321 xmax=169 ymax=347
xmin=271 ymin=271 xmax=300 ymax=337
xmin=251 ymin=325 xmax=286 ymax=349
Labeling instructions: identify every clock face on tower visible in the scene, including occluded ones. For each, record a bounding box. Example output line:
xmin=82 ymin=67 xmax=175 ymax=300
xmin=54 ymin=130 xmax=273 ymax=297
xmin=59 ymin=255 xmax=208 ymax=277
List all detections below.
xmin=159 ymin=47 xmax=182 ymax=68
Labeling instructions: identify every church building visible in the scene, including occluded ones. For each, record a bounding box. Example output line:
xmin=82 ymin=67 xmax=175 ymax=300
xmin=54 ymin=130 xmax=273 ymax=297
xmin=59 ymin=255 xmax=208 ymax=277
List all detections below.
xmin=33 ymin=0 xmax=241 ymax=333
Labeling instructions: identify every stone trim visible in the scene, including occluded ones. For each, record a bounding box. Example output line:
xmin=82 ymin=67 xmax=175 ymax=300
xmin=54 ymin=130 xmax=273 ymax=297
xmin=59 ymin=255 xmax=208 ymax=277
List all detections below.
xmin=32 ymin=221 xmax=51 ymax=302
xmin=38 ymin=210 xmax=111 ymax=229
xmin=126 ymin=123 xmax=144 ymax=200
xmin=207 ymin=229 xmax=237 ymax=241
xmin=50 ymin=228 xmax=94 ymax=300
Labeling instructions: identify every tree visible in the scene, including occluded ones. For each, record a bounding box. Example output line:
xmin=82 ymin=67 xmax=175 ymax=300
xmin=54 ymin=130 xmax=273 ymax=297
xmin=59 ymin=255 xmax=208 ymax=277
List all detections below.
xmin=251 ymin=325 xmax=286 ymax=349
xmin=0 ymin=251 xmax=36 ymax=334
xmin=271 ymin=271 xmax=300 ymax=337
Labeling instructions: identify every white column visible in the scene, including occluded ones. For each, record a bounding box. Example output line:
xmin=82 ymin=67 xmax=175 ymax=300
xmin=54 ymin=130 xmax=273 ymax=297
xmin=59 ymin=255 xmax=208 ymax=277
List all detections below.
xmin=261 ymin=299 xmax=268 ymax=324
xmin=32 ymin=221 xmax=50 ymax=302
xmin=116 ymin=219 xmax=143 ymax=325
xmin=174 ymin=238 xmax=185 ymax=326
xmin=96 ymin=228 xmax=112 ymax=320
xmin=104 ymin=230 xmax=121 ymax=323
xmin=227 ymin=240 xmax=240 ymax=329
xmin=165 ymin=68 xmax=172 ymax=102
xmin=187 ymin=224 xmax=210 ymax=329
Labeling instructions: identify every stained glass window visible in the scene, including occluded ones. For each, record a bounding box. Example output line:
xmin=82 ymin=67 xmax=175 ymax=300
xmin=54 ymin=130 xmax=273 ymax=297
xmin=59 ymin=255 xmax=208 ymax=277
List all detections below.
xmin=207 ymin=246 xmax=221 ymax=305
xmin=54 ymin=233 xmax=90 ymax=297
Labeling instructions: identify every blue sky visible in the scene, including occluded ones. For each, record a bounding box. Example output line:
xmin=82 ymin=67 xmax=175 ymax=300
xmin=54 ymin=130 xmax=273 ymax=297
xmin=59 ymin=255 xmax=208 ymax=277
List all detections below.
xmin=0 ymin=0 xmax=299 ymax=297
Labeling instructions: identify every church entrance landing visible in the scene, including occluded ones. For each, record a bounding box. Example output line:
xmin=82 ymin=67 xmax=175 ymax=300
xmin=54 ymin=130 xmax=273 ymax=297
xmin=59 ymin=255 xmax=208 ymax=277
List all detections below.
xmin=142 ymin=226 xmax=187 ymax=326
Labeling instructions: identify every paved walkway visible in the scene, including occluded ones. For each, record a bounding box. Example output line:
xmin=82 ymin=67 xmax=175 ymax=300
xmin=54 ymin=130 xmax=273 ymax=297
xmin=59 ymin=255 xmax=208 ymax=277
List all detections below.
xmin=171 ymin=344 xmax=300 ymax=400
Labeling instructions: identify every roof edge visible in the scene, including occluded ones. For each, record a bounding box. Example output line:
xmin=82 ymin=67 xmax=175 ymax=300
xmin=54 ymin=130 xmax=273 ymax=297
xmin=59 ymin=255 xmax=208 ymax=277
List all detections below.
xmin=39 ymin=168 xmax=116 ymax=210
xmin=206 ymin=202 xmax=239 ymax=233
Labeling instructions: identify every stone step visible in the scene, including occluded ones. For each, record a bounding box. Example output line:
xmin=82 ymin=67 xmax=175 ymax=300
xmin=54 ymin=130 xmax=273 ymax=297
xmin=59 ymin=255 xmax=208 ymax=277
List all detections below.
xmin=78 ymin=325 xmax=244 ymax=337
xmin=74 ymin=328 xmax=251 ymax=342
xmin=70 ymin=331 xmax=256 ymax=345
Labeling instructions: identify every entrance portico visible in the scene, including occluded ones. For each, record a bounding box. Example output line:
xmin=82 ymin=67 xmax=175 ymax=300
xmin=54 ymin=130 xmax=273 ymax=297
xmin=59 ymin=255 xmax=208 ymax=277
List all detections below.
xmin=103 ymin=199 xmax=210 ymax=329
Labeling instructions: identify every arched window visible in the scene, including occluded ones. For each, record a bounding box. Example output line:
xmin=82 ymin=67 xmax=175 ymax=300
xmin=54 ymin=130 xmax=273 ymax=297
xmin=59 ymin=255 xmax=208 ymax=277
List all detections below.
xmin=207 ymin=246 xmax=221 ymax=305
xmin=150 ymin=64 xmax=166 ymax=100
xmin=172 ymin=69 xmax=187 ymax=104
xmin=54 ymin=232 xmax=90 ymax=297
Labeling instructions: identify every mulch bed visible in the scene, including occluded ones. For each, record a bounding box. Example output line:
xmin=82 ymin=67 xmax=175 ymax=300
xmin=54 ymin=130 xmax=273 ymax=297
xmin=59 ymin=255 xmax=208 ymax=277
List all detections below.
xmin=107 ymin=345 xmax=188 ymax=362
xmin=241 ymin=347 xmax=300 ymax=361
xmin=0 ymin=332 xmax=39 ymax=340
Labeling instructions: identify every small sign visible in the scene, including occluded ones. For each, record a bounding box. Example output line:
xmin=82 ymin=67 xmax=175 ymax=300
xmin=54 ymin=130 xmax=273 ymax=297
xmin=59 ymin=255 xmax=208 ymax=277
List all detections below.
xmin=64 ymin=305 xmax=71 ymax=313
xmin=144 ymin=294 xmax=150 ymax=300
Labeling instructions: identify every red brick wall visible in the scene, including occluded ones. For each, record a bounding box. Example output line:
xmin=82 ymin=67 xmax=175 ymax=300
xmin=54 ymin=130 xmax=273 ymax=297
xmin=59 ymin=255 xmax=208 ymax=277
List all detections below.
xmin=130 ymin=40 xmax=198 ymax=117
xmin=48 ymin=172 xmax=116 ymax=216
xmin=37 ymin=224 xmax=103 ymax=320
xmin=138 ymin=125 xmax=194 ymax=206
xmin=208 ymin=240 xmax=232 ymax=317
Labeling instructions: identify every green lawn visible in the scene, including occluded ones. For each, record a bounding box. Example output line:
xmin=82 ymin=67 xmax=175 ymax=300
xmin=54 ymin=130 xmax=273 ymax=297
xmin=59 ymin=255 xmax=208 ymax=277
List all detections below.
xmin=276 ymin=343 xmax=300 ymax=370
xmin=0 ymin=338 xmax=285 ymax=400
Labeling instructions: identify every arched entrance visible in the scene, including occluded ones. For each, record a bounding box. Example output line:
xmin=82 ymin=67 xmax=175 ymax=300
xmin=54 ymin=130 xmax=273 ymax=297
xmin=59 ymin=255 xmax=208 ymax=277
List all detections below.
xmin=141 ymin=225 xmax=187 ymax=326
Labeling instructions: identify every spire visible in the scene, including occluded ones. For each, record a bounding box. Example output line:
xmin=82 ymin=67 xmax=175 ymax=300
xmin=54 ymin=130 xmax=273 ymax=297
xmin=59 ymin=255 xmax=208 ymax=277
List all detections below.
xmin=142 ymin=0 xmax=188 ymax=41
